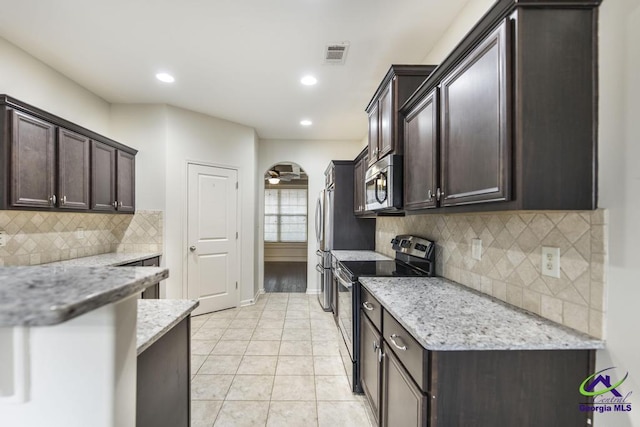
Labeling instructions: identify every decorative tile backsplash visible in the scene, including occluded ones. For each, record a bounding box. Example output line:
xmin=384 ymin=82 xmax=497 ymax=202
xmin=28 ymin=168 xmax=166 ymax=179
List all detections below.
xmin=376 ymin=210 xmax=607 ymax=338
xmin=0 ymin=210 xmax=162 ymax=266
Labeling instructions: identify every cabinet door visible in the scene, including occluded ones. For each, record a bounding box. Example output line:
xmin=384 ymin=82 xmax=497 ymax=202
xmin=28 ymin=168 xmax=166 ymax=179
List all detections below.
xmin=142 ymin=257 xmax=160 ymax=299
xmin=116 ymin=150 xmax=135 ymax=213
xmin=360 ymin=313 xmax=381 ymax=423
xmin=10 ymin=110 xmax=55 ymax=208
xmin=58 ymin=128 xmax=90 ymax=210
xmin=367 ymin=103 xmax=379 ymax=167
xmin=353 ymin=156 xmax=364 ymax=213
xmin=382 ymin=343 xmax=427 ymax=427
xmin=91 ymin=141 xmax=116 ymax=211
xmin=378 ymin=80 xmax=394 ymax=158
xmin=440 ymin=21 xmax=510 ymax=207
xmin=404 ymin=88 xmax=439 ymax=210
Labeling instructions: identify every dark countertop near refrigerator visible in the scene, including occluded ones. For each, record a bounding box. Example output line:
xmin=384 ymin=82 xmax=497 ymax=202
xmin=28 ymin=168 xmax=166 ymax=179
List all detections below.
xmin=137 ymin=299 xmax=198 ymax=355
xmin=360 ymin=276 xmax=604 ymax=351
xmin=0 ymin=266 xmax=168 ymax=326
xmin=331 ymin=250 xmax=392 ymax=262
xmin=45 ymin=252 xmax=163 ymax=267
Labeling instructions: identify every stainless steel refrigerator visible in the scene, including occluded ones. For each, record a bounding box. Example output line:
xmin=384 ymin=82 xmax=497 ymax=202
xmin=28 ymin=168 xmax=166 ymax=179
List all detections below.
xmin=315 ymin=161 xmax=375 ymax=311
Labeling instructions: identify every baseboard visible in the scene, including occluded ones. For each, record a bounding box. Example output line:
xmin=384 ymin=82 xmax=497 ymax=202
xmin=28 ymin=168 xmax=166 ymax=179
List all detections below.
xmin=240 ymin=288 xmax=265 ymax=306
xmin=306 ymin=288 xmax=320 ymax=295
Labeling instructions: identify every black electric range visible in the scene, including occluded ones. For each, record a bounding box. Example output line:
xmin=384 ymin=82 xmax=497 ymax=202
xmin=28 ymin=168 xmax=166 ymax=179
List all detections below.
xmin=334 ymin=235 xmax=436 ymax=393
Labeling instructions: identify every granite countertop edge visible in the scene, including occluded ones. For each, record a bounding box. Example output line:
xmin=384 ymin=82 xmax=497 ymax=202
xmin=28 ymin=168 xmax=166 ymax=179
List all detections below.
xmin=360 ymin=276 xmax=605 ymax=351
xmin=137 ymin=299 xmax=199 ymax=355
xmin=45 ymin=252 xmax=163 ymax=267
xmin=331 ymin=250 xmax=392 ymax=262
xmin=0 ymin=267 xmax=169 ymax=327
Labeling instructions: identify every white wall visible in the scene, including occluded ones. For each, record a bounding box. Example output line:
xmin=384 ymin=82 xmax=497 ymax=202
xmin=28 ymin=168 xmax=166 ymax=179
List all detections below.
xmin=0 ymin=37 xmax=111 ymax=136
xmin=165 ymin=106 xmax=258 ymax=303
xmin=595 ymin=1 xmax=640 ymax=425
xmin=257 ymin=139 xmax=364 ymax=294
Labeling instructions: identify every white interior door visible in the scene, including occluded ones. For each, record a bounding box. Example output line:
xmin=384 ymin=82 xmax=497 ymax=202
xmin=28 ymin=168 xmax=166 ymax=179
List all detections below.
xmin=187 ymin=163 xmax=238 ymax=315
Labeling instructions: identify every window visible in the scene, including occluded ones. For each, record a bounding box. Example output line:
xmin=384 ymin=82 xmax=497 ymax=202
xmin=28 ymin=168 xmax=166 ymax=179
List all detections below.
xmin=264 ymin=188 xmax=307 ymax=242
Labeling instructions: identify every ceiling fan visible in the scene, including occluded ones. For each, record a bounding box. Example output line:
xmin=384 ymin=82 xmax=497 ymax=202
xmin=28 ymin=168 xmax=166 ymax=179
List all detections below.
xmin=265 ymin=164 xmax=305 ymax=184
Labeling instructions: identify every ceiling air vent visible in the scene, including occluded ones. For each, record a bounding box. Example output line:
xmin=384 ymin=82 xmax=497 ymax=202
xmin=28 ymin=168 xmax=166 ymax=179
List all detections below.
xmin=324 ymin=43 xmax=350 ymax=65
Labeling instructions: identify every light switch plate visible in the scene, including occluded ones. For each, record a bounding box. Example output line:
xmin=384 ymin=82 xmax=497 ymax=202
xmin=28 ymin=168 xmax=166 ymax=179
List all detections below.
xmin=0 ymin=231 xmax=6 ymax=247
xmin=541 ymin=246 xmax=560 ymax=278
xmin=471 ymin=238 xmax=482 ymax=260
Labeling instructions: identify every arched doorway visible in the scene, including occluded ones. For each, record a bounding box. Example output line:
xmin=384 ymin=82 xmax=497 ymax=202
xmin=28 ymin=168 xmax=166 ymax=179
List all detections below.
xmin=263 ymin=162 xmax=309 ymax=293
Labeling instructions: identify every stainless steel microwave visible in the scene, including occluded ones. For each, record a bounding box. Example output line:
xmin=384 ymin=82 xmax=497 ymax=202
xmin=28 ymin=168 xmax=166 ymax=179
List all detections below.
xmin=364 ymin=154 xmax=403 ymax=212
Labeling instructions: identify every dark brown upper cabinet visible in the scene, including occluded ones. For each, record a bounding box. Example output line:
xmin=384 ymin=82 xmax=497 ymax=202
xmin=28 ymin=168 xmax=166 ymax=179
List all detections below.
xmin=116 ymin=150 xmax=135 ymax=213
xmin=366 ymin=65 xmax=437 ymax=168
xmin=353 ymin=147 xmax=373 ymax=216
xmin=404 ymin=88 xmax=439 ymax=211
xmin=0 ymin=95 xmax=137 ymax=213
xmin=9 ymin=110 xmax=56 ymax=208
xmin=440 ymin=21 xmax=510 ymax=207
xmin=91 ymin=141 xmax=117 ymax=212
xmin=58 ymin=128 xmax=90 ymax=210
xmin=400 ymin=0 xmax=600 ymax=213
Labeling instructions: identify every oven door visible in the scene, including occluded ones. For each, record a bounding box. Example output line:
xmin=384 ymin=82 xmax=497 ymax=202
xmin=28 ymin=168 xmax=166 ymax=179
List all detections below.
xmin=334 ymin=266 xmax=355 ymax=359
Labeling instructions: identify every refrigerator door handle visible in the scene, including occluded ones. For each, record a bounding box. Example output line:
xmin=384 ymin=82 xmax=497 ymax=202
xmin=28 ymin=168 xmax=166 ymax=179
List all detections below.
xmin=315 ymin=194 xmax=323 ymax=244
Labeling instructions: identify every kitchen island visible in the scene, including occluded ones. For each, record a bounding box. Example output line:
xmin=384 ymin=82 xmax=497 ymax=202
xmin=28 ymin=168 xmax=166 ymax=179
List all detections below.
xmin=0 ymin=265 xmax=168 ymax=427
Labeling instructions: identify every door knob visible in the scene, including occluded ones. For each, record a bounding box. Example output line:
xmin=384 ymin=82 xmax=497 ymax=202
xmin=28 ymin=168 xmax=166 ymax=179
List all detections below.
xmin=189 ymin=246 xmax=196 ymax=252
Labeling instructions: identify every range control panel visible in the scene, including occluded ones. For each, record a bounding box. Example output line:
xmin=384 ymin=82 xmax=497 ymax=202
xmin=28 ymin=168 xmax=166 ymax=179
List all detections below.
xmin=391 ymin=235 xmax=435 ymax=260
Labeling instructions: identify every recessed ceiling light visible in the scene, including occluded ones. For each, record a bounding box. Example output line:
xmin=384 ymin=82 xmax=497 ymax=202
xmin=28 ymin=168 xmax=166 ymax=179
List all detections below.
xmin=156 ymin=72 xmax=175 ymax=83
xmin=300 ymin=120 xmax=312 ymax=126
xmin=300 ymin=75 xmax=317 ymax=86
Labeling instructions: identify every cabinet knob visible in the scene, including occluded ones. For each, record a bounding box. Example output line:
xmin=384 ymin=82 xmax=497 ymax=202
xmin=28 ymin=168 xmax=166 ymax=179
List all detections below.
xmin=49 ymin=194 xmax=57 ymax=206
xmin=189 ymin=246 xmax=197 ymax=252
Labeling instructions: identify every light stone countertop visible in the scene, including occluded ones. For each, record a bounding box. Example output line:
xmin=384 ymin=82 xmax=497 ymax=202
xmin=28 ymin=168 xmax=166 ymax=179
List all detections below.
xmin=45 ymin=252 xmax=162 ymax=267
xmin=331 ymin=250 xmax=392 ymax=262
xmin=137 ymin=299 xmax=199 ymax=355
xmin=360 ymin=276 xmax=604 ymax=351
xmin=0 ymin=266 xmax=169 ymax=326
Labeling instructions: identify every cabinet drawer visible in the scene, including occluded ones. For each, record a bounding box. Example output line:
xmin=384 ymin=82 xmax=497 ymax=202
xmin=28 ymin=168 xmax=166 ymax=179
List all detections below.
xmin=360 ymin=287 xmax=382 ymax=331
xmin=383 ymin=310 xmax=429 ymax=391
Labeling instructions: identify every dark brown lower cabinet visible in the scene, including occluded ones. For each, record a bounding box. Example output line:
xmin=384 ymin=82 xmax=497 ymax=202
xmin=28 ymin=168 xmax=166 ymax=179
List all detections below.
xmin=121 ymin=256 xmax=161 ymax=299
xmin=137 ymin=316 xmax=190 ymax=427
xmin=360 ymin=313 xmax=382 ymax=424
xmin=361 ymin=305 xmax=596 ymax=427
xmin=381 ymin=342 xmax=427 ymax=427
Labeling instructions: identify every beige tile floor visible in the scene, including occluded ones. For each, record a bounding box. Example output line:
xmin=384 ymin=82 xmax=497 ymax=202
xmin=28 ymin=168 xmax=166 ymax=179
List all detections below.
xmin=190 ymin=293 xmax=375 ymax=427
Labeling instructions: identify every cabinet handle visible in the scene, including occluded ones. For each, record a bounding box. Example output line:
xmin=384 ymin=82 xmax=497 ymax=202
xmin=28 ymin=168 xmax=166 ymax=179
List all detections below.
xmin=373 ymin=340 xmax=380 ymax=353
xmin=362 ymin=301 xmax=374 ymax=311
xmin=189 ymin=246 xmax=197 ymax=252
xmin=378 ymin=348 xmax=385 ymax=363
xmin=436 ymin=188 xmax=444 ymax=201
xmin=62 ymin=195 xmax=66 ymax=205
xmin=113 ymin=201 xmax=118 ymax=209
xmin=389 ymin=334 xmax=407 ymax=351
xmin=49 ymin=194 xmax=57 ymax=206
xmin=118 ymin=201 xmax=123 ymax=207
xmin=427 ymin=189 xmax=434 ymax=200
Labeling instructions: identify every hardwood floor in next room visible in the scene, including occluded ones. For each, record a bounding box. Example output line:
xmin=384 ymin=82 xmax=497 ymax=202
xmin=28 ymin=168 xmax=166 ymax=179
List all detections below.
xmin=189 ymin=293 xmax=374 ymax=427
xmin=263 ymin=262 xmax=307 ymax=293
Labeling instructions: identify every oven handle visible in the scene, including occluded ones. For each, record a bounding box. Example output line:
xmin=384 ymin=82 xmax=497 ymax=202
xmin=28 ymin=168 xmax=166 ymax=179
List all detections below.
xmin=334 ymin=269 xmax=353 ymax=290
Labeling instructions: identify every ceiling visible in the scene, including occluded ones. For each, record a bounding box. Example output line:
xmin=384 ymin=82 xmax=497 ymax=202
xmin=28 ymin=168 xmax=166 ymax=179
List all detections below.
xmin=0 ymin=0 xmax=470 ymax=141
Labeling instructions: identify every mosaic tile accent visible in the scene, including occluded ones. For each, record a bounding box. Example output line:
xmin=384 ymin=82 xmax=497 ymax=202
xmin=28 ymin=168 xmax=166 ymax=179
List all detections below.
xmin=376 ymin=210 xmax=608 ymax=338
xmin=0 ymin=210 xmax=162 ymax=266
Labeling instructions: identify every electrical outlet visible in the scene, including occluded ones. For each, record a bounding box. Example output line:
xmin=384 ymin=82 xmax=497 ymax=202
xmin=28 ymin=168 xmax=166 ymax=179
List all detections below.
xmin=471 ymin=238 xmax=482 ymax=260
xmin=0 ymin=231 xmax=6 ymax=247
xmin=75 ymin=228 xmax=84 ymax=239
xmin=541 ymin=246 xmax=560 ymax=278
